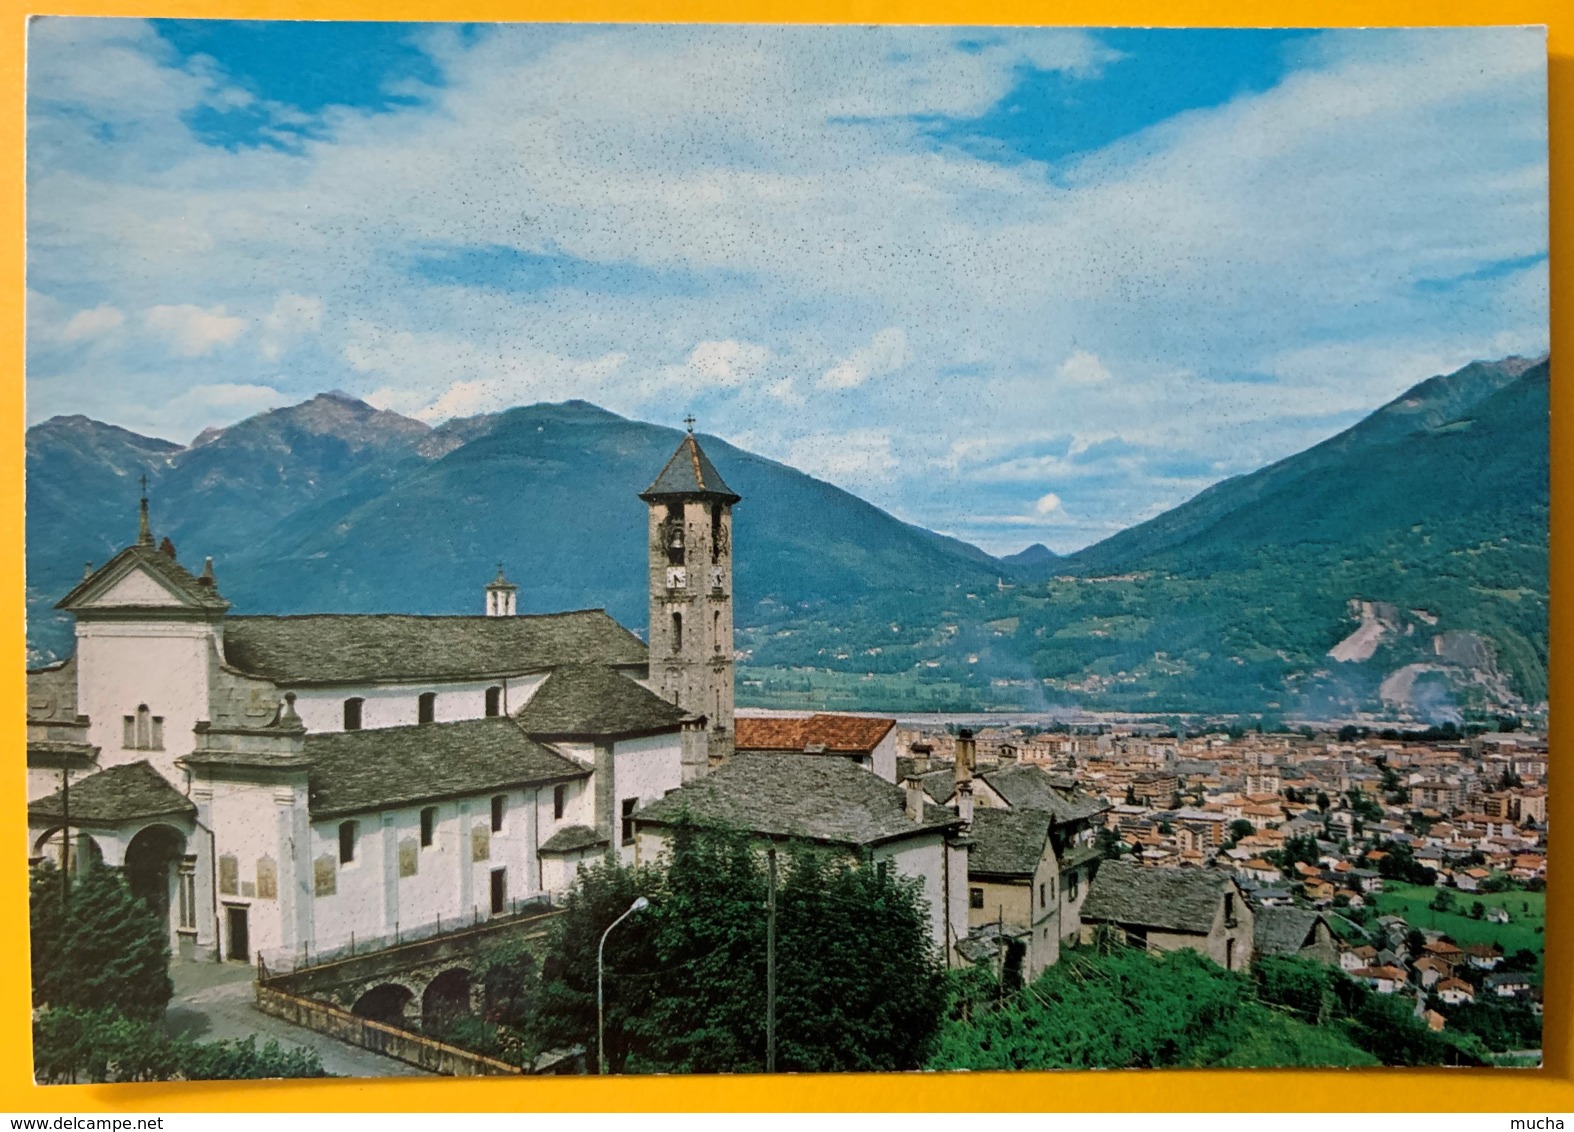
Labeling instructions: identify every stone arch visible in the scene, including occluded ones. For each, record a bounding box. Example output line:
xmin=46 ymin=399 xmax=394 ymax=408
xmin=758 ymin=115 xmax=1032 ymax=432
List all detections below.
xmin=32 ymin=827 xmax=103 ymax=872
xmin=352 ymin=982 xmax=418 ymax=1027
xmin=421 ymin=966 xmax=473 ymax=1034
xmin=124 ymin=823 xmax=187 ymax=925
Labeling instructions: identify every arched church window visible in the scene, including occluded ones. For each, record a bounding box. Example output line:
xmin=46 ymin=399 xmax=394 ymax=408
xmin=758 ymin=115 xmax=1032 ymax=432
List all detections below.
xmin=485 ymin=686 xmax=502 ymax=717
xmin=344 ymin=697 xmax=364 ymax=731
xmin=713 ymin=611 xmax=722 ymax=652
xmin=339 ymin=820 xmax=358 ymax=865
xmin=418 ymin=692 xmax=437 ymax=724
xmin=672 ymin=612 xmax=683 ymax=652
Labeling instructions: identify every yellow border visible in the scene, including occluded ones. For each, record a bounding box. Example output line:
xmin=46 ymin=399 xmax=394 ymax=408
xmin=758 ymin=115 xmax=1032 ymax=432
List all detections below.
xmin=0 ymin=0 xmax=1565 ymax=1112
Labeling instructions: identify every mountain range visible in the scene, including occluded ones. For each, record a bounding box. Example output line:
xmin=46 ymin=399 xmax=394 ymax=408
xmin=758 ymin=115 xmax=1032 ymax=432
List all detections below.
xmin=25 ymin=356 xmax=1549 ymax=721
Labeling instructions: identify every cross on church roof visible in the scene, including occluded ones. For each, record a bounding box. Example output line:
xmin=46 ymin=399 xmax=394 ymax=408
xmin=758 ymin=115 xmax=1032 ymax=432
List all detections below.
xmin=139 ymin=473 xmax=148 ymax=496
xmin=684 ymin=415 xmax=696 ymax=434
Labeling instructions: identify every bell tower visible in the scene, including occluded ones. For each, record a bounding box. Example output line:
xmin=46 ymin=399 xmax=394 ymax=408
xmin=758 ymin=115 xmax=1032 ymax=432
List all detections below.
xmin=640 ymin=418 xmax=740 ymax=768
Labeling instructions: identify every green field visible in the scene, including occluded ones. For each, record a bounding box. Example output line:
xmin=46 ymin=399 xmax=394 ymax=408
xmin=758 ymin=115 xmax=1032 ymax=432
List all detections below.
xmin=1374 ymin=881 xmax=1545 ymax=976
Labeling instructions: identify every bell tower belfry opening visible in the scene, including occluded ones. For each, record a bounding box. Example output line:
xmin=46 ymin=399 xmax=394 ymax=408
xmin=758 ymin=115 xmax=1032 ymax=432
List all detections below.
xmin=640 ymin=419 xmax=740 ymax=768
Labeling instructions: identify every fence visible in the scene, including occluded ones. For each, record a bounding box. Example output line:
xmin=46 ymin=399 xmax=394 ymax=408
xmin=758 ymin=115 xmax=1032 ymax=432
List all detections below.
xmin=257 ymin=895 xmax=556 ymax=976
xmin=254 ymin=983 xmax=523 ymax=1076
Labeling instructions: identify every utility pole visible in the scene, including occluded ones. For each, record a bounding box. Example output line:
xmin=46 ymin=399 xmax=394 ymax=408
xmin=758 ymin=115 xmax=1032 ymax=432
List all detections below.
xmin=60 ymin=764 xmax=71 ymax=910
xmin=766 ymin=846 xmax=777 ymax=1073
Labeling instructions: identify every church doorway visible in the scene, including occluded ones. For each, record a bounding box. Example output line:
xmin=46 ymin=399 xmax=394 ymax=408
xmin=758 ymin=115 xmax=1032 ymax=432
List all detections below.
xmin=124 ymin=824 xmax=186 ymax=935
xmin=226 ymin=906 xmax=251 ymax=962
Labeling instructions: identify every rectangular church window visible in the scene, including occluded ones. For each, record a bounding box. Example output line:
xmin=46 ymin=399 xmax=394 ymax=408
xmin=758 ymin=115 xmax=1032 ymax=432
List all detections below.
xmin=122 ymin=716 xmax=135 ymax=748
xmin=418 ymin=691 xmax=436 ymax=724
xmin=490 ymin=868 xmax=506 ymax=915
xmin=553 ymin=784 xmax=566 ymax=820
xmin=421 ymin=806 xmax=437 ymax=847
xmin=491 ymin=794 xmax=505 ymax=832
xmin=621 ymin=798 xmax=637 ymax=846
xmin=339 ymin=820 xmax=357 ymax=865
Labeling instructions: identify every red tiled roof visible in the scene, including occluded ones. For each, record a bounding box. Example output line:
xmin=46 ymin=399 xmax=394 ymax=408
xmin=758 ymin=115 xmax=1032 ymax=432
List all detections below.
xmin=735 ymin=714 xmax=896 ymax=755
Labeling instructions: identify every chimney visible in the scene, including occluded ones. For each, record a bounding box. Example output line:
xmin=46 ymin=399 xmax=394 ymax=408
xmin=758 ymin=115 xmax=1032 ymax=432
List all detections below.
xmin=955 ymin=729 xmax=976 ymax=788
xmin=909 ymin=741 xmax=932 ymax=775
xmin=904 ymin=776 xmax=926 ymax=822
xmin=957 ymin=779 xmax=975 ymax=827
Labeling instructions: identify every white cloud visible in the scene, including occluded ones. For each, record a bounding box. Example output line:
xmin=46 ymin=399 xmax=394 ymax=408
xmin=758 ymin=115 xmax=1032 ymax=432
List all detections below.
xmin=144 ymin=303 xmax=246 ymax=357
xmin=660 ymin=339 xmax=770 ymax=391
xmin=1034 ymin=492 xmax=1063 ymax=515
xmin=1056 ymin=350 xmax=1113 ymax=385
xmin=22 ymin=22 xmax=1548 ymax=549
xmin=260 ymin=293 xmax=324 ymax=360
xmin=54 ymin=304 xmax=126 ymax=342
xmin=786 ymin=429 xmax=900 ymax=485
xmin=818 ymin=327 xmax=909 ymax=390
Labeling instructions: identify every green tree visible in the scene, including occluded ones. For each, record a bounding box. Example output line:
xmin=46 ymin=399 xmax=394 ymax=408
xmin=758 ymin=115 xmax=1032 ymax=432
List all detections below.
xmin=522 ymin=826 xmax=948 ymax=1074
xmin=30 ymin=861 xmax=172 ymax=1022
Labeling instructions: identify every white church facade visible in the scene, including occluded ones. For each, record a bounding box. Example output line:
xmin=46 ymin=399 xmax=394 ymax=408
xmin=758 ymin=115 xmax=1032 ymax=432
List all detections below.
xmin=25 ymin=429 xmax=739 ymax=968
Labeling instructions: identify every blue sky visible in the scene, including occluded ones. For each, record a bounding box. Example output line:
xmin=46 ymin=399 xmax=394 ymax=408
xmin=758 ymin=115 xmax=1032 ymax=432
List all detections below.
xmin=25 ymin=21 xmax=1548 ymax=554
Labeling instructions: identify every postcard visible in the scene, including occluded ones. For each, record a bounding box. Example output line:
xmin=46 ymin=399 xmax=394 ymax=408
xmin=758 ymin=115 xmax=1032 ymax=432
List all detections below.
xmin=22 ymin=20 xmax=1548 ymax=1082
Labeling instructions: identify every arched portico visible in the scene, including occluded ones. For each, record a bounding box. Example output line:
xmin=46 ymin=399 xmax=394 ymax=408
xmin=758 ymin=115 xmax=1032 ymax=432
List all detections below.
xmin=125 ymin=823 xmax=187 ymax=919
xmin=31 ymin=827 xmax=103 ymax=873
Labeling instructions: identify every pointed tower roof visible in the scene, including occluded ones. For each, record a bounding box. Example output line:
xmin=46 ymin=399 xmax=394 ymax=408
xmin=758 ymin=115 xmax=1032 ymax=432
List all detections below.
xmin=640 ymin=425 xmax=740 ymax=504
xmin=486 ymin=563 xmax=518 ymax=592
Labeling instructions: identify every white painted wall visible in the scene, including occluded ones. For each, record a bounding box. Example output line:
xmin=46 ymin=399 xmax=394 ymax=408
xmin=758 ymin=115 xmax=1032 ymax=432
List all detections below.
xmin=203 ymin=777 xmax=300 ymax=962
xmin=611 ymin=732 xmax=684 ymax=864
xmin=871 ymin=833 xmax=953 ymax=953
xmin=287 ymin=673 xmax=550 ymax=733
xmin=75 ymin=620 xmax=219 ymax=786
xmin=305 ymin=785 xmax=550 ymax=955
xmin=870 ymin=730 xmax=899 ymax=783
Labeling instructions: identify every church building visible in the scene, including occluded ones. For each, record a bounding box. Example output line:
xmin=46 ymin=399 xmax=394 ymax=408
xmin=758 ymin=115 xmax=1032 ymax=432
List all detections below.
xmin=25 ymin=426 xmax=739 ymax=969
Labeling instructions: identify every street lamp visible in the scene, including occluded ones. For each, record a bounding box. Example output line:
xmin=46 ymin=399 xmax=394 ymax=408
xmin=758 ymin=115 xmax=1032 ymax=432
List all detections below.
xmin=597 ymin=895 xmax=649 ymax=1075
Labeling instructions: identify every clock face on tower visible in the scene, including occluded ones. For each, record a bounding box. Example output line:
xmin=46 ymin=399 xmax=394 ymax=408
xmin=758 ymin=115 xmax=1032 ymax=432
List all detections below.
xmin=666 ymin=566 xmax=688 ymax=590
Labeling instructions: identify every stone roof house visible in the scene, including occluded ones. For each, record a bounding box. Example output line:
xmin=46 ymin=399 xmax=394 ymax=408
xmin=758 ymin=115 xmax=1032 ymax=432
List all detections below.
xmin=1252 ymin=906 xmax=1338 ymax=965
xmin=1079 ymin=859 xmax=1256 ymax=971
xmin=633 ymin=753 xmax=969 ymax=963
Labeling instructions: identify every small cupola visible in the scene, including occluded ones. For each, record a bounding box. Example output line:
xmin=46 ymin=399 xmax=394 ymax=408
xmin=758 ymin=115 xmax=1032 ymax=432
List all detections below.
xmin=485 ymin=563 xmax=519 ymax=617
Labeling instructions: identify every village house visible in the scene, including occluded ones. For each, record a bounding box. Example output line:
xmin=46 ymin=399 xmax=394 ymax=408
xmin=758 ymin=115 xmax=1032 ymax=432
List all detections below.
xmin=964 ymin=807 xmax=1066 ymax=980
xmin=734 ymin=713 xmax=898 ymax=782
xmin=1079 ymin=859 xmax=1255 ymax=972
xmin=1436 ymin=977 xmax=1475 ymax=1005
xmin=631 ymin=752 xmax=970 ymax=961
xmin=1252 ymin=906 xmax=1338 ymax=965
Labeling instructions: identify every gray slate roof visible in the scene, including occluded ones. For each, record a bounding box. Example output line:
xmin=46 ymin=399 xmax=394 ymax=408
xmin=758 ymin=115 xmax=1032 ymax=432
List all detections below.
xmin=57 ymin=543 xmax=229 ymax=613
xmin=1253 ymin=906 xmax=1325 ymax=956
xmin=224 ymin=611 xmax=647 ymax=685
xmin=635 ymin=753 xmax=961 ymax=847
xmin=30 ymin=761 xmax=197 ymax=825
xmin=968 ymin=807 xmax=1054 ymax=878
xmin=304 ymin=717 xmax=588 ymax=818
xmin=639 ymin=433 xmax=740 ymax=503
xmin=515 ymin=664 xmax=687 ymax=739
xmin=1080 ymin=859 xmax=1236 ymax=935
xmin=981 ymin=763 xmax=1109 ymax=822
xmin=539 ymin=824 xmax=608 ymax=853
